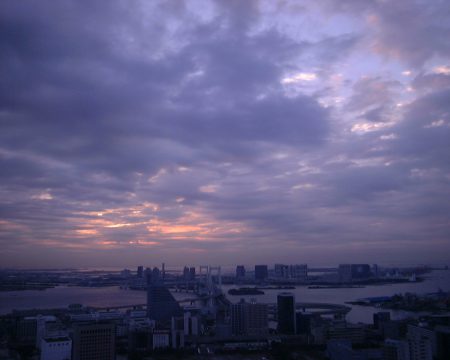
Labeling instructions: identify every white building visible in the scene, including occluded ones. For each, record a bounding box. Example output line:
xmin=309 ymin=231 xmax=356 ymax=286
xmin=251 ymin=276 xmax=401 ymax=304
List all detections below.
xmin=40 ymin=337 xmax=72 ymax=360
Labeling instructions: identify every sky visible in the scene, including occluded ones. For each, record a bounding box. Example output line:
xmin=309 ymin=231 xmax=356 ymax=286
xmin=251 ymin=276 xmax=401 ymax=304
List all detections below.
xmin=1 ymin=0 xmax=449 ymax=269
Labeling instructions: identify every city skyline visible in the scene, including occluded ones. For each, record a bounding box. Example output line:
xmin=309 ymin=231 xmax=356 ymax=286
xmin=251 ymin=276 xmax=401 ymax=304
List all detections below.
xmin=1 ymin=1 xmax=450 ymax=268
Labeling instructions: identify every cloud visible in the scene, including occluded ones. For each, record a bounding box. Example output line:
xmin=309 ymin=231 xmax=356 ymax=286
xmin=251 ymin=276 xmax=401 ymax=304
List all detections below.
xmin=0 ymin=0 xmax=449 ymax=267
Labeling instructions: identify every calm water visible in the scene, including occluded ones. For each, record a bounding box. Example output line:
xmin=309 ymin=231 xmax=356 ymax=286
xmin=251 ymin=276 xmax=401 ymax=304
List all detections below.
xmin=1 ymin=270 xmax=448 ymax=323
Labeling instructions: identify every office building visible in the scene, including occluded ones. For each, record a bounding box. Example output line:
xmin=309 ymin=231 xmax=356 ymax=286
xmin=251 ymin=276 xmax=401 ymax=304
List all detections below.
xmin=289 ymin=264 xmax=307 ymax=280
xmin=338 ymin=264 xmax=371 ymax=283
xmin=254 ymin=265 xmax=268 ymax=282
xmin=236 ymin=265 xmax=246 ymax=279
xmin=274 ymin=264 xmax=289 ymax=279
xmin=326 ymin=323 xmax=366 ymax=344
xmin=137 ymin=266 xmax=143 ymax=278
xmin=146 ymin=267 xmax=182 ymax=323
xmin=231 ymin=299 xmax=268 ymax=336
xmin=277 ymin=292 xmax=296 ymax=334
xmin=351 ymin=264 xmax=371 ymax=280
xmin=72 ymin=322 xmax=115 ymax=360
xmin=40 ymin=336 xmax=72 ymax=360
xmin=407 ymin=324 xmax=435 ymax=360
xmin=16 ymin=317 xmax=37 ymax=345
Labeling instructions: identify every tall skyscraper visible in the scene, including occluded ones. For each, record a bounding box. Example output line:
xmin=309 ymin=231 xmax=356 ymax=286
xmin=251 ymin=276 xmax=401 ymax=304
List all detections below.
xmin=146 ymin=267 xmax=182 ymax=323
xmin=254 ymin=265 xmax=268 ymax=282
xmin=277 ymin=292 xmax=296 ymax=334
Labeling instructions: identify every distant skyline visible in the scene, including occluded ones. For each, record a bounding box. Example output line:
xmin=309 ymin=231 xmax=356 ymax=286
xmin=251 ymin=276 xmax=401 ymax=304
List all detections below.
xmin=1 ymin=1 xmax=449 ymax=268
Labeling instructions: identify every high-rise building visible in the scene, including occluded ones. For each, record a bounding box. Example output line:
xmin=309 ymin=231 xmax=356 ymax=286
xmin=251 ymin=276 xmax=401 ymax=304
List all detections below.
xmin=338 ymin=264 xmax=371 ymax=283
xmin=236 ymin=265 xmax=246 ymax=279
xmin=338 ymin=264 xmax=352 ymax=283
xmin=183 ymin=266 xmax=190 ymax=280
xmin=231 ymin=299 xmax=268 ymax=336
xmin=277 ymin=292 xmax=296 ymax=334
xmin=407 ymin=324 xmax=435 ymax=360
xmin=289 ymin=264 xmax=308 ymax=281
xmin=146 ymin=267 xmax=182 ymax=323
xmin=254 ymin=265 xmax=268 ymax=282
xmin=72 ymin=322 xmax=115 ymax=360
xmin=274 ymin=264 xmax=289 ymax=279
xmin=137 ymin=266 xmax=143 ymax=278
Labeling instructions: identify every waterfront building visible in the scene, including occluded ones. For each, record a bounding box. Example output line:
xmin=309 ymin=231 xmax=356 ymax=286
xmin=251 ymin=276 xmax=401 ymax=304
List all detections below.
xmin=254 ymin=265 xmax=268 ymax=282
xmin=289 ymin=264 xmax=307 ymax=281
xmin=338 ymin=264 xmax=352 ymax=283
xmin=277 ymin=292 xmax=296 ymax=334
xmin=231 ymin=299 xmax=268 ymax=336
xmin=72 ymin=322 xmax=115 ymax=360
xmin=338 ymin=264 xmax=371 ymax=283
xmin=274 ymin=264 xmax=289 ymax=279
xmin=146 ymin=267 xmax=182 ymax=323
xmin=235 ymin=265 xmax=246 ymax=279
xmin=351 ymin=264 xmax=371 ymax=280
xmin=40 ymin=336 xmax=72 ymax=360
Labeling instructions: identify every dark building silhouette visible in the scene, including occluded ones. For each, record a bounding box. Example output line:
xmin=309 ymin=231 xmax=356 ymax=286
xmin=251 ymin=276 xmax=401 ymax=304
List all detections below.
xmin=231 ymin=299 xmax=268 ymax=336
xmin=72 ymin=322 xmax=115 ymax=360
xmin=277 ymin=292 xmax=296 ymax=334
xmin=236 ymin=265 xmax=246 ymax=279
xmin=189 ymin=267 xmax=196 ymax=280
xmin=436 ymin=326 xmax=450 ymax=360
xmin=146 ymin=267 xmax=182 ymax=323
xmin=137 ymin=266 xmax=143 ymax=278
xmin=254 ymin=265 xmax=268 ymax=281
xmin=374 ymin=312 xmax=391 ymax=330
